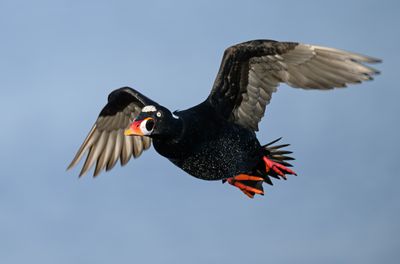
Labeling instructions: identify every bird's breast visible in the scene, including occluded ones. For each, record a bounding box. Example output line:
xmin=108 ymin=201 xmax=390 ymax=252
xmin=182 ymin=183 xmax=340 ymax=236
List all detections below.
xmin=154 ymin=119 xmax=262 ymax=181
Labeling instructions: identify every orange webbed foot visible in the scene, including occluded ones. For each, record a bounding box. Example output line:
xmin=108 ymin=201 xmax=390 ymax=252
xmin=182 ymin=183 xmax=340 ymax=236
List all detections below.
xmin=226 ymin=174 xmax=264 ymax=198
xmin=263 ymin=156 xmax=297 ymax=180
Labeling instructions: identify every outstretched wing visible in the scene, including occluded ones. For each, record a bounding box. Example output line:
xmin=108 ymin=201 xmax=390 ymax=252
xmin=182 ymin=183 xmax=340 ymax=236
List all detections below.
xmin=208 ymin=39 xmax=381 ymax=131
xmin=67 ymin=87 xmax=157 ymax=177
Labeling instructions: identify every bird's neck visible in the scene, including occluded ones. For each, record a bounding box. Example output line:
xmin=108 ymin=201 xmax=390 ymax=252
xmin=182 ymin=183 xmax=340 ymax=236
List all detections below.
xmin=152 ymin=116 xmax=185 ymax=159
xmin=155 ymin=116 xmax=184 ymax=141
xmin=167 ymin=116 xmax=184 ymax=141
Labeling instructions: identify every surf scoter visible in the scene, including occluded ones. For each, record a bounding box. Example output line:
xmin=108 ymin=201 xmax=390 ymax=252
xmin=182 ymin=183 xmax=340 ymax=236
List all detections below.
xmin=68 ymin=39 xmax=380 ymax=198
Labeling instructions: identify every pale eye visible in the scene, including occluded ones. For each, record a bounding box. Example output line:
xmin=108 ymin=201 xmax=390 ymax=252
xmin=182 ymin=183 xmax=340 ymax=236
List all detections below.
xmin=156 ymin=111 xmax=162 ymax=118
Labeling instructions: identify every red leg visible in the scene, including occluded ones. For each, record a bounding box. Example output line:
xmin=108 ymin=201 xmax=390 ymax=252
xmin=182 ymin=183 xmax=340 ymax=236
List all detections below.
xmin=263 ymin=156 xmax=297 ymax=180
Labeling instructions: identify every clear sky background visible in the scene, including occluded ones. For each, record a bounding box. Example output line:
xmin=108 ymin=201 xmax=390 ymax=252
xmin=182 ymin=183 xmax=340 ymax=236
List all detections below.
xmin=0 ymin=0 xmax=399 ymax=263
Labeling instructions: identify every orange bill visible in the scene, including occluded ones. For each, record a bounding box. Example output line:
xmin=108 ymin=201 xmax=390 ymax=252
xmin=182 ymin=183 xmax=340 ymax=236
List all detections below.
xmin=124 ymin=120 xmax=144 ymax=136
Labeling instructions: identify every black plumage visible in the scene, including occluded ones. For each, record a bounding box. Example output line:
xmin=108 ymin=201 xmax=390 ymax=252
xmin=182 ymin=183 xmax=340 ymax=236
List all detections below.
xmin=68 ymin=39 xmax=381 ymax=198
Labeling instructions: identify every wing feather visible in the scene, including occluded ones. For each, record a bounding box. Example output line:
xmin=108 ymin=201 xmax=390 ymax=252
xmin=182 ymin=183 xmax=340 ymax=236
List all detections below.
xmin=208 ymin=40 xmax=381 ymax=131
xmin=121 ymin=135 xmax=133 ymax=166
xmin=68 ymin=87 xmax=155 ymax=177
xmin=94 ymin=131 xmax=116 ymax=177
xmin=106 ymin=130 xmax=123 ymax=171
xmin=67 ymin=126 xmax=100 ymax=170
xmin=80 ymin=132 xmax=108 ymax=177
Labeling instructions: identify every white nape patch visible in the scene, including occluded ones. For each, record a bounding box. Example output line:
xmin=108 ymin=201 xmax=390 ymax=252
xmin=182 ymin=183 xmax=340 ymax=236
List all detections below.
xmin=172 ymin=111 xmax=180 ymax=119
xmin=142 ymin=105 xmax=157 ymax=112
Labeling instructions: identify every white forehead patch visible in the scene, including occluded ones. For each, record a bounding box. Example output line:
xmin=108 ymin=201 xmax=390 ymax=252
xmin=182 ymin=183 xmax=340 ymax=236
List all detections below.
xmin=142 ymin=105 xmax=157 ymax=112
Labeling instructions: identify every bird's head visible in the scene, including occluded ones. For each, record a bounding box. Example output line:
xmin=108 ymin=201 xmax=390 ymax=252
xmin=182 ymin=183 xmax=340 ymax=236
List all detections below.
xmin=124 ymin=105 xmax=180 ymax=138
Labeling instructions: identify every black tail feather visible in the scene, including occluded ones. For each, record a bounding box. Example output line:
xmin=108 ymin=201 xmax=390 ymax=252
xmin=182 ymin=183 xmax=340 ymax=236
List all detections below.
xmin=268 ymin=143 xmax=291 ymax=150
xmin=263 ymin=137 xmax=282 ymax=147
xmin=271 ymin=150 xmax=293 ymax=155
xmin=256 ymin=169 xmax=273 ymax=185
xmin=258 ymin=137 xmax=296 ymax=185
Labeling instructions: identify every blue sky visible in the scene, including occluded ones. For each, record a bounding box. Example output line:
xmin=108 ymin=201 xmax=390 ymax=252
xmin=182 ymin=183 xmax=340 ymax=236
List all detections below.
xmin=0 ymin=0 xmax=399 ymax=263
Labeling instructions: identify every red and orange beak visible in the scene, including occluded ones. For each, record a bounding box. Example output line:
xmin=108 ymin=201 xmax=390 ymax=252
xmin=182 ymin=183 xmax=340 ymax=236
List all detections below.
xmin=124 ymin=120 xmax=143 ymax=136
xmin=124 ymin=117 xmax=153 ymax=136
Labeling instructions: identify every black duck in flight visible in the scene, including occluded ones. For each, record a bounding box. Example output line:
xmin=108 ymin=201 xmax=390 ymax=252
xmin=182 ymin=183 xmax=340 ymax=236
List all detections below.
xmin=68 ymin=39 xmax=381 ymax=198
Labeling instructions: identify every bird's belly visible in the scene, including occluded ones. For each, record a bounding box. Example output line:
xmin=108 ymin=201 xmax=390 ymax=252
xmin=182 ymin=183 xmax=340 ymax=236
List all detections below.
xmin=168 ymin=132 xmax=262 ymax=181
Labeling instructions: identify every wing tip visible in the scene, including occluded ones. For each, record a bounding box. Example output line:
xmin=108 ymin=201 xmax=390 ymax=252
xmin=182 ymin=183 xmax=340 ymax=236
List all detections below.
xmin=66 ymin=162 xmax=74 ymax=171
xmin=352 ymin=56 xmax=382 ymax=64
xmin=78 ymin=170 xmax=87 ymax=178
xmin=366 ymin=57 xmax=382 ymax=64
